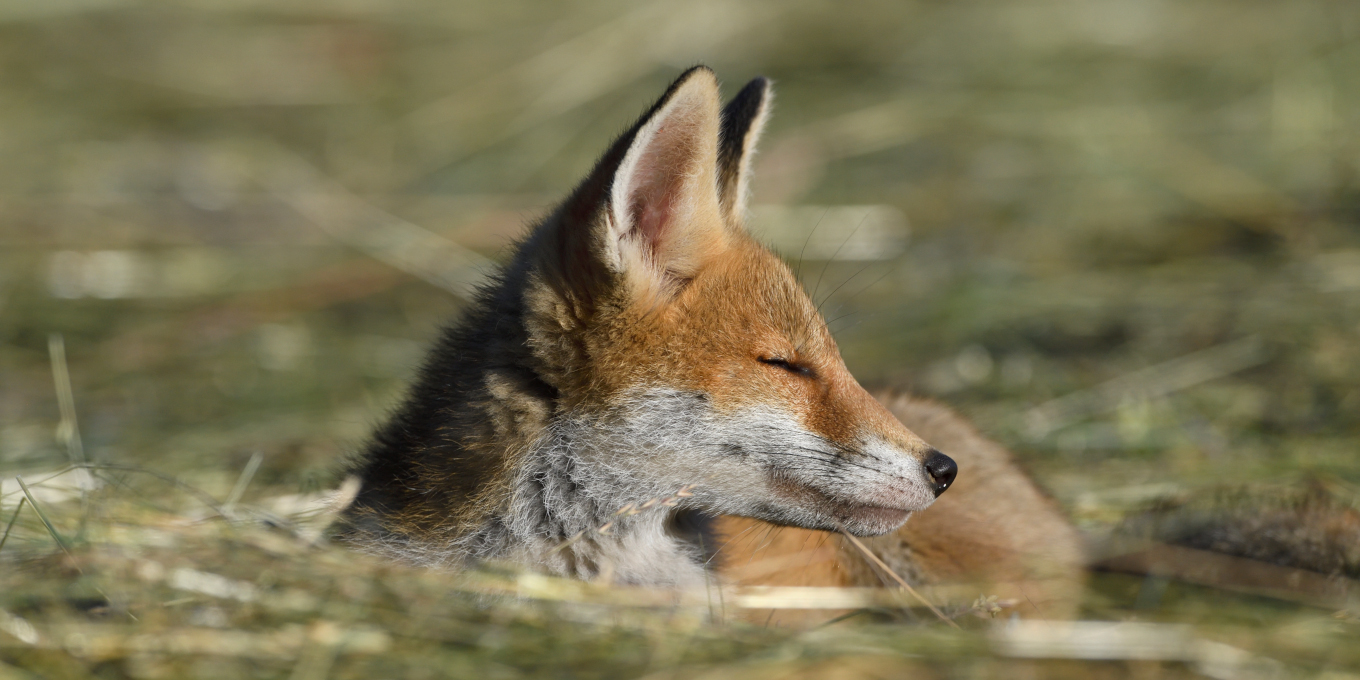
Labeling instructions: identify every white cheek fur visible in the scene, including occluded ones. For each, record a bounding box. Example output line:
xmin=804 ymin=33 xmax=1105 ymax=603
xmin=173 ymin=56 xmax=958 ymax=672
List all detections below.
xmin=350 ymin=387 xmax=935 ymax=586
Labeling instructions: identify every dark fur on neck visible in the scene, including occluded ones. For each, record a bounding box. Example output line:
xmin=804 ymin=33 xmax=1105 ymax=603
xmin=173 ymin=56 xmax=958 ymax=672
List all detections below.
xmin=338 ymin=68 xmax=764 ymax=585
xmin=338 ymin=206 xmax=717 ymax=581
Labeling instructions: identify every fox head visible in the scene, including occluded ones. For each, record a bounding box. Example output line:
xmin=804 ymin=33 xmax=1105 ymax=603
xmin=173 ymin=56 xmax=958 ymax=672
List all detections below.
xmin=516 ymin=67 xmax=956 ymax=538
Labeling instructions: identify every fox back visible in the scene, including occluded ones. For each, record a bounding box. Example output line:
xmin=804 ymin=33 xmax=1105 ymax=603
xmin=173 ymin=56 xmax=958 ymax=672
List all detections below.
xmin=340 ymin=67 xmax=959 ymax=587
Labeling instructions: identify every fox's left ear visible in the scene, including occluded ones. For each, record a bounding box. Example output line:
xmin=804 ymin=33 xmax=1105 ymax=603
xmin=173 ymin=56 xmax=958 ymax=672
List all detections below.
xmin=717 ymin=77 xmax=772 ymax=226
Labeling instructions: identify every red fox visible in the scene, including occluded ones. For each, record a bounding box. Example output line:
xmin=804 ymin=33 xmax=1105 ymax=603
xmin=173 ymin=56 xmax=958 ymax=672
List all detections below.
xmin=340 ymin=66 xmax=1086 ymax=613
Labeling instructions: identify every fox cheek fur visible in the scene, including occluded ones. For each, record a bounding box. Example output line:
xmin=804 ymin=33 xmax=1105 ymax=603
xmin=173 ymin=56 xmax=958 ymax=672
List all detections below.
xmin=341 ymin=66 xmax=955 ymax=585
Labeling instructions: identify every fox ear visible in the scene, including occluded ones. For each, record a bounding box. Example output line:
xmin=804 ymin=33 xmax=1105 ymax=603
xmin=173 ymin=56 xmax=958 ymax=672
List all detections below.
xmin=547 ymin=67 xmax=728 ymax=307
xmin=604 ymin=67 xmax=727 ymax=300
xmin=717 ymin=77 xmax=772 ymax=226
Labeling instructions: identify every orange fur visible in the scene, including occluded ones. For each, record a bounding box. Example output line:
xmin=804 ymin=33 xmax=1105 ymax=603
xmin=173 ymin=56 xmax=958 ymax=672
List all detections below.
xmin=344 ymin=68 xmax=1084 ymax=611
xmin=715 ymin=394 xmax=1085 ymax=624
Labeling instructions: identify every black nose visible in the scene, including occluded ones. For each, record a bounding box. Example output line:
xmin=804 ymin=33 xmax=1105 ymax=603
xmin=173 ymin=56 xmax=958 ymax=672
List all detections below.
xmin=923 ymin=449 xmax=957 ymax=497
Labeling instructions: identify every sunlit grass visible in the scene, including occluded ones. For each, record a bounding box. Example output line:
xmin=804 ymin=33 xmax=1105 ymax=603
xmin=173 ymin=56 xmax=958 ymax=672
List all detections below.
xmin=2 ymin=0 xmax=1359 ymax=676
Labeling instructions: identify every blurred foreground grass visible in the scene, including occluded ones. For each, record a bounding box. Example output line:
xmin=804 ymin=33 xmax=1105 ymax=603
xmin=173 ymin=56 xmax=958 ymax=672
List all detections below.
xmin=3 ymin=0 xmax=1360 ymax=677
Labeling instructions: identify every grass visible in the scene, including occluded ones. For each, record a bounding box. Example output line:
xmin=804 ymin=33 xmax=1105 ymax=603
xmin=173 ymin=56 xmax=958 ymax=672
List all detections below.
xmin=3 ymin=0 xmax=1360 ymax=677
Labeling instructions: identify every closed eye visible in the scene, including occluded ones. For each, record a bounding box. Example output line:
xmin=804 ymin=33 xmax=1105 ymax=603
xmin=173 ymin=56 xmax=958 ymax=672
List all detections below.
xmin=758 ymin=356 xmax=815 ymax=378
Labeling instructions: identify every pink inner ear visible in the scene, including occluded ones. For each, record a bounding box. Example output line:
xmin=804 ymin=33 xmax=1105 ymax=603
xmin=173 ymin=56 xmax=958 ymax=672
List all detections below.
xmin=631 ymin=184 xmax=675 ymax=248
xmin=612 ymin=84 xmax=722 ymax=273
xmin=625 ymin=129 xmax=687 ymax=252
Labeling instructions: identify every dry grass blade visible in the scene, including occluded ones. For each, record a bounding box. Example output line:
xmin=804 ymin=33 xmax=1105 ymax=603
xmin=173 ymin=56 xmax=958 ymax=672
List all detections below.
xmin=47 ymin=333 xmax=85 ymax=465
xmin=0 ymin=496 xmax=27 ymax=554
xmin=990 ymin=620 xmax=1250 ymax=663
xmin=261 ymin=144 xmax=492 ymax=299
xmin=0 ymin=466 xmax=76 ymax=503
xmin=297 ymin=476 xmax=361 ymax=545
xmin=1025 ymin=335 xmax=1269 ymax=438
xmin=547 ymin=530 xmax=588 ymax=555
xmin=75 ymin=463 xmax=228 ymax=519
xmin=14 ymin=476 xmax=72 ymax=554
xmin=838 ymin=527 xmax=960 ymax=629
xmin=548 ymin=484 xmax=700 ymax=554
xmin=223 ymin=451 xmax=265 ymax=517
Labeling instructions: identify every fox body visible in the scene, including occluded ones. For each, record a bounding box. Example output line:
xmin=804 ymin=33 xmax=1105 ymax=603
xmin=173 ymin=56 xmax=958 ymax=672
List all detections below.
xmin=342 ymin=67 xmax=1083 ymax=607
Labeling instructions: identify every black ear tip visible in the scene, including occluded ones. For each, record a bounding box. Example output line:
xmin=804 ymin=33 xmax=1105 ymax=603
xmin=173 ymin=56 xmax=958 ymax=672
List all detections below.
xmin=739 ymin=76 xmax=771 ymax=97
xmin=659 ymin=66 xmax=718 ymax=98
xmin=677 ymin=65 xmax=716 ymax=83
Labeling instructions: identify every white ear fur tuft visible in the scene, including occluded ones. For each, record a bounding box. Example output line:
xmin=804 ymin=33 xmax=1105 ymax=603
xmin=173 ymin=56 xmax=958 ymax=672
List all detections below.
xmin=607 ymin=69 xmax=727 ymax=299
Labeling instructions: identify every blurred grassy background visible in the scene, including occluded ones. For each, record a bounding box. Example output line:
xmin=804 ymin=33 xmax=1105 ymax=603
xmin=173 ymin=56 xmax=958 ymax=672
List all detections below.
xmin=2 ymin=0 xmax=1359 ymax=677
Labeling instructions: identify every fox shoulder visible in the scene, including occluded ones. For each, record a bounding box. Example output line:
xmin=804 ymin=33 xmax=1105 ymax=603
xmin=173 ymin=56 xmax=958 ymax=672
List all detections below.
xmin=877 ymin=392 xmax=1085 ymax=577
